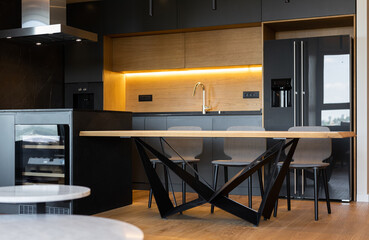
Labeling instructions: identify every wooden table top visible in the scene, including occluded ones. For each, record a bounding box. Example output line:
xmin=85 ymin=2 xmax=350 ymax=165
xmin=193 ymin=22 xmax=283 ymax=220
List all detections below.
xmin=80 ymin=130 xmax=355 ymax=139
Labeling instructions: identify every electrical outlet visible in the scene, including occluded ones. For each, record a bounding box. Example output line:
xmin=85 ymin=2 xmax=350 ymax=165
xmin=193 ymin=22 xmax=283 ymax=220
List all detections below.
xmin=243 ymin=91 xmax=259 ymax=99
xmin=138 ymin=95 xmax=153 ymax=102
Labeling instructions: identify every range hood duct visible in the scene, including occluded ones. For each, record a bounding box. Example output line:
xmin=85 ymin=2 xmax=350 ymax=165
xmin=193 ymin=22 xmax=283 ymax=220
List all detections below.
xmin=0 ymin=0 xmax=97 ymax=44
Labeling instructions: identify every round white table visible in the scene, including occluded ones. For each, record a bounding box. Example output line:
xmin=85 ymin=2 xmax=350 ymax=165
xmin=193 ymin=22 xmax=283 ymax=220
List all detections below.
xmin=0 ymin=185 xmax=90 ymax=213
xmin=0 ymin=215 xmax=144 ymax=240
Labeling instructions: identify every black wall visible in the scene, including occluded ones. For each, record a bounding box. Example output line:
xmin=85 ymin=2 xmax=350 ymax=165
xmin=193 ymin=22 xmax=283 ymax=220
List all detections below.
xmin=0 ymin=41 xmax=64 ymax=109
xmin=0 ymin=0 xmax=64 ymax=109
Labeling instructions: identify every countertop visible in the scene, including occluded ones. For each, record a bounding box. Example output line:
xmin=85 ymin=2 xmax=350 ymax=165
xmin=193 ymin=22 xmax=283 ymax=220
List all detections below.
xmin=133 ymin=110 xmax=262 ymax=117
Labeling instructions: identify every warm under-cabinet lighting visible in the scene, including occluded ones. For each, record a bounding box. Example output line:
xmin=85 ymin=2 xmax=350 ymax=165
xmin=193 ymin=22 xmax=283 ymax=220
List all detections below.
xmin=123 ymin=66 xmax=262 ymax=77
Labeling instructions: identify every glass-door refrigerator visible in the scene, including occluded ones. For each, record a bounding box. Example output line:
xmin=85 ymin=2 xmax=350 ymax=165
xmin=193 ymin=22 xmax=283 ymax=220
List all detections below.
xmin=263 ymin=35 xmax=353 ymax=201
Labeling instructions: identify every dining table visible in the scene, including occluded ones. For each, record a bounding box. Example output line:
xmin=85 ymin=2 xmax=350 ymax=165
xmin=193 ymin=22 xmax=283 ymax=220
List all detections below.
xmin=0 ymin=185 xmax=90 ymax=214
xmin=0 ymin=214 xmax=144 ymax=240
xmin=80 ymin=130 xmax=355 ymax=226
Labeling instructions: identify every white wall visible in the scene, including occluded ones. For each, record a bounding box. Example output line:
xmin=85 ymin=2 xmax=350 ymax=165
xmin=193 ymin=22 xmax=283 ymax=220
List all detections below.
xmin=356 ymin=0 xmax=368 ymax=202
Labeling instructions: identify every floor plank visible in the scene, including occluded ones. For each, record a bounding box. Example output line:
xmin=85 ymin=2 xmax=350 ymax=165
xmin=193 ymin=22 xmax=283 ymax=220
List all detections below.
xmin=95 ymin=190 xmax=369 ymax=240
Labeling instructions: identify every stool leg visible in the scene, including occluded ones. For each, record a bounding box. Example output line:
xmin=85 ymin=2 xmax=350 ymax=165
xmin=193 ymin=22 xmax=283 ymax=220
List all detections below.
xmin=257 ymin=168 xmax=264 ymax=198
xmin=248 ymin=176 xmax=252 ymax=208
xmin=314 ymin=168 xmax=319 ymax=221
xmin=224 ymin=166 xmax=229 ymax=198
xmin=193 ymin=163 xmax=199 ymax=180
xmin=322 ymin=168 xmax=331 ymax=214
xmin=182 ymin=163 xmax=187 ymax=205
xmin=273 ymin=199 xmax=278 ymax=217
xmin=211 ymin=164 xmax=219 ymax=213
xmin=164 ymin=165 xmax=169 ymax=192
xmin=287 ymin=168 xmax=291 ymax=211
xmin=148 ymin=162 xmax=157 ymax=208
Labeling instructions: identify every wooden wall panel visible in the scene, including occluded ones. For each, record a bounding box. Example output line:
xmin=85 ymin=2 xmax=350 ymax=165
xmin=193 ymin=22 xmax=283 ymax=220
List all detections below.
xmin=276 ymin=26 xmax=354 ymax=39
xmin=104 ymin=36 xmax=126 ymax=111
xmin=112 ymin=33 xmax=185 ymax=72
xmin=125 ymin=68 xmax=262 ymax=112
xmin=185 ymin=27 xmax=262 ymax=68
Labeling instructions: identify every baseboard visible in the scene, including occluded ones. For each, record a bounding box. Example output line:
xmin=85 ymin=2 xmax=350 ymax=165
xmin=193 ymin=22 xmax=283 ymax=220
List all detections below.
xmin=356 ymin=194 xmax=369 ymax=202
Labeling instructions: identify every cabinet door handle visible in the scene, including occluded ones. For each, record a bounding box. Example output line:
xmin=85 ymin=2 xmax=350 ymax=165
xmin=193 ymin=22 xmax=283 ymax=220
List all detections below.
xmin=212 ymin=0 xmax=217 ymax=10
xmin=149 ymin=0 xmax=153 ymax=16
xmin=301 ymin=41 xmax=304 ymax=126
xmin=293 ymin=41 xmax=297 ymax=127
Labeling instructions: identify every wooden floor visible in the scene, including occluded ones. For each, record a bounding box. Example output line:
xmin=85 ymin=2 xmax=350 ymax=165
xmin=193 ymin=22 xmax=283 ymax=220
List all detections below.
xmin=96 ymin=190 xmax=369 ymax=240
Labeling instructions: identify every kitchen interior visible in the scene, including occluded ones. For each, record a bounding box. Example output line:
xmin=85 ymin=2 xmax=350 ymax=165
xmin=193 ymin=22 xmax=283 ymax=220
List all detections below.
xmin=0 ymin=0 xmax=367 ymax=239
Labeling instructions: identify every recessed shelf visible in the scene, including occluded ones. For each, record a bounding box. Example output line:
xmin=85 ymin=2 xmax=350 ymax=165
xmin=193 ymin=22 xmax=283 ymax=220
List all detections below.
xmin=22 ymin=172 xmax=65 ymax=178
xmin=23 ymin=145 xmax=65 ymax=150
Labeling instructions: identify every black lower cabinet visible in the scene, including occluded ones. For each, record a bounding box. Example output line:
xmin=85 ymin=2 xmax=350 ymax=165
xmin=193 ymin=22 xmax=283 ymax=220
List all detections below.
xmin=72 ymin=110 xmax=132 ymax=215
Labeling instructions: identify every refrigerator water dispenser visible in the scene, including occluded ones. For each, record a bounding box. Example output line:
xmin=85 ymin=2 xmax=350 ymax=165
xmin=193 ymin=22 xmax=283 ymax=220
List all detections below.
xmin=271 ymin=78 xmax=292 ymax=108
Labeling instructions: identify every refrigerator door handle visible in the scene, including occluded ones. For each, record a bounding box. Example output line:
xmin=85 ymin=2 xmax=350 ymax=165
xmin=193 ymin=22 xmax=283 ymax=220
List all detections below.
xmin=293 ymin=41 xmax=297 ymax=127
xmin=301 ymin=41 xmax=305 ymax=126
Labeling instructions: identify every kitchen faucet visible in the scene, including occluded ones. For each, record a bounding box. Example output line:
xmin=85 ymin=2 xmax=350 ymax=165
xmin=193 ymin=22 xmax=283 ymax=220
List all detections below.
xmin=192 ymin=82 xmax=211 ymax=114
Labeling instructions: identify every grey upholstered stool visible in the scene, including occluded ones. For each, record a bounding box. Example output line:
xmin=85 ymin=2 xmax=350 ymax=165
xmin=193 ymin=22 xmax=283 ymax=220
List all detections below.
xmin=211 ymin=126 xmax=266 ymax=213
xmin=148 ymin=126 xmax=202 ymax=208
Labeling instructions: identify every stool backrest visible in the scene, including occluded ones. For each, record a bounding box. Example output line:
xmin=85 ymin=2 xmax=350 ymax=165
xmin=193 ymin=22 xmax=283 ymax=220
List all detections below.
xmin=224 ymin=126 xmax=266 ymax=162
xmin=288 ymin=126 xmax=332 ymax=163
xmin=163 ymin=126 xmax=203 ymax=160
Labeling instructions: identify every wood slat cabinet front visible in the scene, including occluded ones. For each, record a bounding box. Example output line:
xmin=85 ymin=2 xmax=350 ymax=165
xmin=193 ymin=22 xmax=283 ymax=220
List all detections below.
xmin=111 ymin=27 xmax=262 ymax=71
xmin=185 ymin=27 xmax=262 ymax=68
xmin=112 ymin=33 xmax=185 ymax=72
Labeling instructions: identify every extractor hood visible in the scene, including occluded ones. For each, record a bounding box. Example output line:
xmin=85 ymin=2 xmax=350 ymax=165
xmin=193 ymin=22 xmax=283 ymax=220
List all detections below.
xmin=0 ymin=0 xmax=97 ymax=44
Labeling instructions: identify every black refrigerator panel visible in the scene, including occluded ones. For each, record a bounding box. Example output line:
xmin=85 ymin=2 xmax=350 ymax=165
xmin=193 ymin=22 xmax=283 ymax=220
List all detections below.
xmin=263 ymin=35 xmax=352 ymax=201
xmin=301 ymin=35 xmax=351 ymax=130
xmin=264 ymin=39 xmax=301 ymax=131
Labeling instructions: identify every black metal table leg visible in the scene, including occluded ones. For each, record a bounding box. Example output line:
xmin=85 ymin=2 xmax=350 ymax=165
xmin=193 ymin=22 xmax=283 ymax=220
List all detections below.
xmin=134 ymin=137 xmax=299 ymax=226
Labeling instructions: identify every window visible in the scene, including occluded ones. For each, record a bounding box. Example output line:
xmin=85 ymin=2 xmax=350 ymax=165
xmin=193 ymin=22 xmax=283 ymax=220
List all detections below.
xmin=323 ymin=54 xmax=350 ymax=104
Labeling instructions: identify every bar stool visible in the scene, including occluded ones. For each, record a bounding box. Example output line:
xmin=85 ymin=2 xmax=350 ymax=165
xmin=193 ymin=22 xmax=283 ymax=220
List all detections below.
xmin=275 ymin=126 xmax=332 ymax=221
xmin=211 ymin=126 xmax=266 ymax=213
xmin=148 ymin=126 xmax=202 ymax=208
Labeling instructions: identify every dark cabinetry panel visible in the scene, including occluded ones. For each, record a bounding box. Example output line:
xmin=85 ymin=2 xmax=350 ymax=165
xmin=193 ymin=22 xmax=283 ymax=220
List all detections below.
xmin=64 ymin=41 xmax=103 ymax=83
xmin=103 ymin=0 xmax=177 ymax=35
xmin=65 ymin=82 xmax=103 ymax=110
xmin=0 ymin=0 xmax=21 ymax=30
xmin=65 ymin=1 xmax=103 ymax=84
xmin=262 ymin=0 xmax=356 ymax=22
xmin=73 ymin=111 xmax=132 ymax=215
xmin=178 ymin=0 xmax=261 ymax=29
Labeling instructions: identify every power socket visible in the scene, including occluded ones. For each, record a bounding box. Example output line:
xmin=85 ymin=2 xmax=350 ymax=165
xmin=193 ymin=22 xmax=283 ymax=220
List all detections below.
xmin=138 ymin=95 xmax=153 ymax=102
xmin=243 ymin=91 xmax=259 ymax=99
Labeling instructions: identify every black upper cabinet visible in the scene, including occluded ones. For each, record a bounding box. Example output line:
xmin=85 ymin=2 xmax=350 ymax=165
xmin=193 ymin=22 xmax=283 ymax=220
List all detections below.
xmin=103 ymin=0 xmax=177 ymax=35
xmin=65 ymin=2 xmax=103 ymax=83
xmin=262 ymin=0 xmax=356 ymax=22
xmin=178 ymin=0 xmax=261 ymax=29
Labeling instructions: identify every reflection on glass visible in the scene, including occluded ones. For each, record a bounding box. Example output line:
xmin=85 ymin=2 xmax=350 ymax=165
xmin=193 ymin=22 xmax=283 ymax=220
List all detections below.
xmin=15 ymin=125 xmax=59 ymax=142
xmin=323 ymin=54 xmax=350 ymax=104
xmin=321 ymin=109 xmax=350 ymax=126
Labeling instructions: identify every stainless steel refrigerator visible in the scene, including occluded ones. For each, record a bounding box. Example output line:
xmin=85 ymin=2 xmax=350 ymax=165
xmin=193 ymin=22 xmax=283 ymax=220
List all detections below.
xmin=263 ymin=35 xmax=352 ymax=201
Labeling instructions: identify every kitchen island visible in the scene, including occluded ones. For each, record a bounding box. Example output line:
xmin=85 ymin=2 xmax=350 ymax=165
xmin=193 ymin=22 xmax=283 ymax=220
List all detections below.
xmin=0 ymin=109 xmax=132 ymax=214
